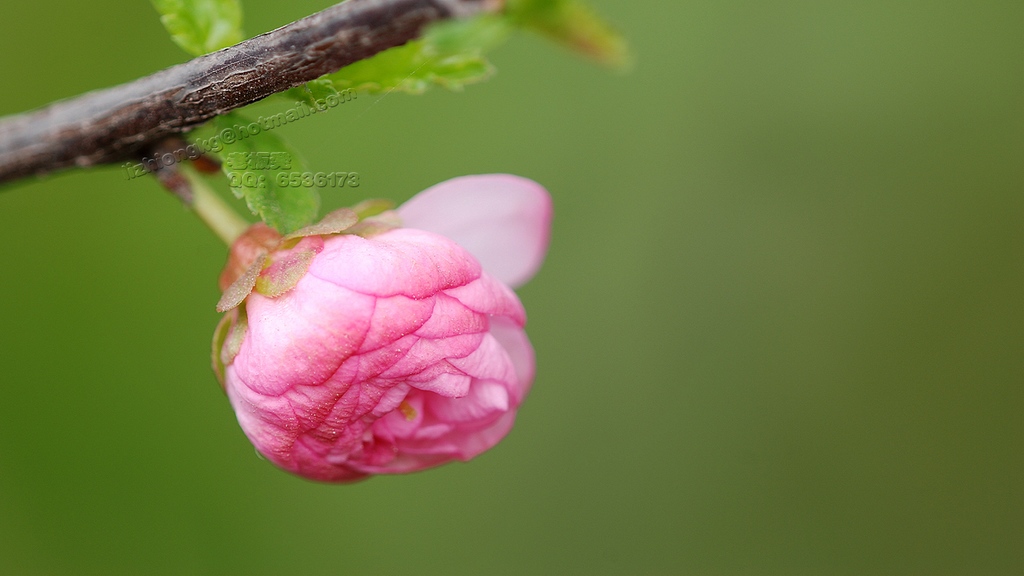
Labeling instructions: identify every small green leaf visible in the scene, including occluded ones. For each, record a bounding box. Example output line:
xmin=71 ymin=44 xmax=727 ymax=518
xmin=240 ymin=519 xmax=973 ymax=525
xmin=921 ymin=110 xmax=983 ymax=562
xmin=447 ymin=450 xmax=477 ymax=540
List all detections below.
xmin=324 ymin=16 xmax=510 ymax=95
xmin=152 ymin=0 xmax=244 ymax=56
xmin=285 ymin=79 xmax=341 ymax=108
xmin=506 ymin=0 xmax=630 ymax=69
xmin=325 ymin=44 xmax=491 ymax=94
xmin=207 ymin=113 xmax=320 ymax=235
xmin=425 ymin=14 xmax=511 ymax=54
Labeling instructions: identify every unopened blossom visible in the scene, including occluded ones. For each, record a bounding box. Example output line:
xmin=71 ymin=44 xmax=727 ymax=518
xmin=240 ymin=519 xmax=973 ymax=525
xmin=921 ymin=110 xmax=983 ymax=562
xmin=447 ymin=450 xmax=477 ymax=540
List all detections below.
xmin=212 ymin=175 xmax=552 ymax=482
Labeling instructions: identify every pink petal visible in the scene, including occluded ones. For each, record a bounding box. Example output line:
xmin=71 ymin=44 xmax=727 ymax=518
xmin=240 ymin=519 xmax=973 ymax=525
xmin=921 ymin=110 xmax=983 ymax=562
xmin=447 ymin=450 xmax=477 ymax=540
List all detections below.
xmin=308 ymin=229 xmax=481 ymax=298
xmin=446 ymin=332 xmax=518 ymax=387
xmin=425 ymin=380 xmax=510 ymax=423
xmin=393 ymin=410 xmax=518 ymax=461
xmin=488 ymin=317 xmax=536 ymax=405
xmin=451 ymin=410 xmax=519 ymax=460
xmin=375 ymin=391 xmax=424 ymax=438
xmin=444 ymin=272 xmax=526 ymax=327
xmin=233 ymin=276 xmax=374 ymax=396
xmin=358 ymin=295 xmax=435 ymax=353
xmin=398 ymin=175 xmax=553 ymax=288
xmin=412 ymin=293 xmax=490 ymax=340
xmin=402 ymin=362 xmax=474 ymax=397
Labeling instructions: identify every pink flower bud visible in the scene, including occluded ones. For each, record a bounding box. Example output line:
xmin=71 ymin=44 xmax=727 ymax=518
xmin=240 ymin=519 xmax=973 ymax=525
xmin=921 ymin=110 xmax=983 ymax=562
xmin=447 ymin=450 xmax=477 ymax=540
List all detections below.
xmin=213 ymin=175 xmax=552 ymax=482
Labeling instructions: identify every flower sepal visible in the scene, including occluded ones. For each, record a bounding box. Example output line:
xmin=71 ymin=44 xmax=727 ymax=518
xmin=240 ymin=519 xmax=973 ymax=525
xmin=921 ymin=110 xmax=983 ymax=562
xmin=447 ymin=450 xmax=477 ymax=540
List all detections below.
xmin=215 ymin=206 xmax=383 ymax=313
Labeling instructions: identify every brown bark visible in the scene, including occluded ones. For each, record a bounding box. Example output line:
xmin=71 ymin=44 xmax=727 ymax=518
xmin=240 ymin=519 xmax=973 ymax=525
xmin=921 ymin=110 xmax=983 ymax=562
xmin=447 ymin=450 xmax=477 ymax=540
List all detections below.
xmin=0 ymin=0 xmax=501 ymax=184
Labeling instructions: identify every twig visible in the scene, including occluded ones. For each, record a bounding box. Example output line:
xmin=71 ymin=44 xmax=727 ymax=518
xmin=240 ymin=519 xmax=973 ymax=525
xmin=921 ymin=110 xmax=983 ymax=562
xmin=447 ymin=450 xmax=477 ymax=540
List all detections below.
xmin=0 ymin=0 xmax=502 ymax=185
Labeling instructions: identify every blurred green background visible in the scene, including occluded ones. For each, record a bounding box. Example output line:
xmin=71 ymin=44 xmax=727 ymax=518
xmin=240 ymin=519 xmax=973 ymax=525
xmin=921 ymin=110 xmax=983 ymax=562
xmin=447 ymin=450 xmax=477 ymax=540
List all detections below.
xmin=1 ymin=1 xmax=1021 ymax=574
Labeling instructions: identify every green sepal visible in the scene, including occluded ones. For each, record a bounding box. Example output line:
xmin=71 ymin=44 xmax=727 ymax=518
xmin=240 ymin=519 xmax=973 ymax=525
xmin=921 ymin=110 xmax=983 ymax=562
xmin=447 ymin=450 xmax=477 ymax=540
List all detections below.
xmin=216 ymin=253 xmax=266 ymax=313
xmin=211 ymin=309 xmax=232 ymax=387
xmin=254 ymin=249 xmax=318 ymax=298
xmin=211 ymin=305 xmax=247 ymax=390
xmin=282 ymin=208 xmax=359 ymax=240
xmin=344 ymin=211 xmax=402 ymax=238
xmin=151 ymin=0 xmax=244 ymax=56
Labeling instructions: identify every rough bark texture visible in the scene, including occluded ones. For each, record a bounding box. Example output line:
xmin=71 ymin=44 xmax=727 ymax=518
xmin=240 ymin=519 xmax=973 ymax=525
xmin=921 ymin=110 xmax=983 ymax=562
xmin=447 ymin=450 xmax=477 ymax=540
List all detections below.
xmin=0 ymin=0 xmax=501 ymax=184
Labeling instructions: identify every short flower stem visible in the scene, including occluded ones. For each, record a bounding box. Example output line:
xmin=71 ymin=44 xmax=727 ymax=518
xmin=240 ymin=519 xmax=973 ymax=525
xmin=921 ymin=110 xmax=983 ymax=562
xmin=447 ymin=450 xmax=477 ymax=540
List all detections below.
xmin=183 ymin=168 xmax=250 ymax=246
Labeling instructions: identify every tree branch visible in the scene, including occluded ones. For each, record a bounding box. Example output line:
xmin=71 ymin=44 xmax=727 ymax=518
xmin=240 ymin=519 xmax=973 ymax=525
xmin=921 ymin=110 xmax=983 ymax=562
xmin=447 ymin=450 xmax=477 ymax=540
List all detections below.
xmin=0 ymin=0 xmax=503 ymax=185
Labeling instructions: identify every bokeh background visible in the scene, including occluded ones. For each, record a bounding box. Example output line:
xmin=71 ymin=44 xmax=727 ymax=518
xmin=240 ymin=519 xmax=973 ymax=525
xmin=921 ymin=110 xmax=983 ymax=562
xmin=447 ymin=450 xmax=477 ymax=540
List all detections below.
xmin=1 ymin=0 xmax=1021 ymax=574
